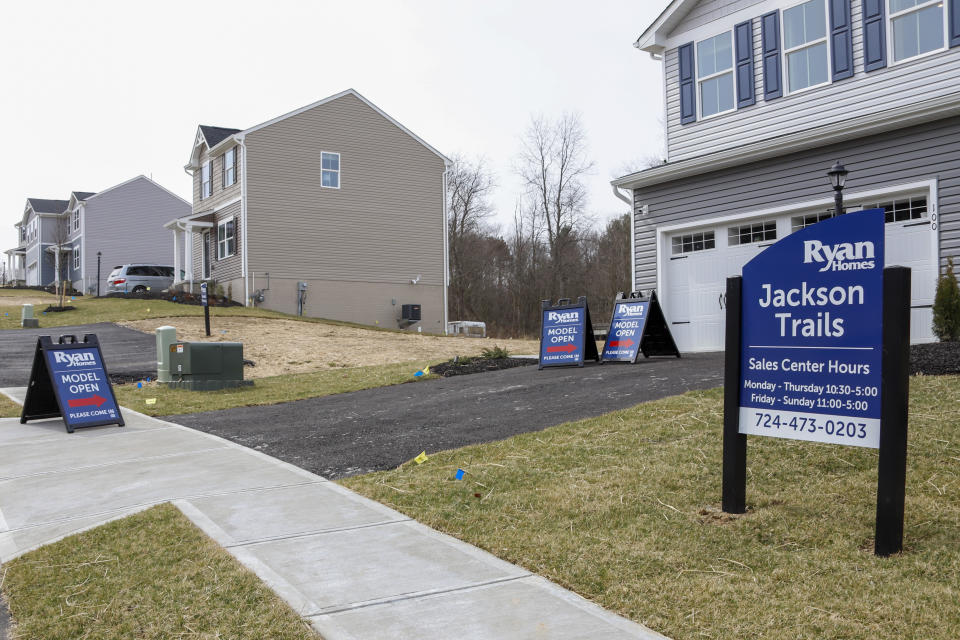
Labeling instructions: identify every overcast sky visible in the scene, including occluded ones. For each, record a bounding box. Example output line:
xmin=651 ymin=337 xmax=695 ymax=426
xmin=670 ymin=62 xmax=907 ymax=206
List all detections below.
xmin=0 ymin=0 xmax=667 ymax=268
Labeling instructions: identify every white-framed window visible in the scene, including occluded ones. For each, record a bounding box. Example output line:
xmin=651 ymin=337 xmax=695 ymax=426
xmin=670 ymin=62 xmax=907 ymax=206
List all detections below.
xmin=671 ymin=231 xmax=716 ymax=255
xmin=72 ymin=209 xmax=80 ymax=232
xmin=791 ymin=210 xmax=836 ymax=232
xmin=696 ymin=32 xmax=735 ymax=118
xmin=73 ymin=246 xmax=81 ymax=271
xmin=321 ymin=151 xmax=340 ymax=189
xmin=201 ymin=161 xmax=212 ymax=199
xmin=857 ymin=195 xmax=928 ymax=223
xmin=223 ymin=146 xmax=237 ymax=188
xmin=217 ymin=218 xmax=236 ymax=259
xmin=728 ymin=220 xmax=777 ymax=246
xmin=783 ymin=0 xmax=829 ymax=93
xmin=889 ymin=0 xmax=946 ymax=63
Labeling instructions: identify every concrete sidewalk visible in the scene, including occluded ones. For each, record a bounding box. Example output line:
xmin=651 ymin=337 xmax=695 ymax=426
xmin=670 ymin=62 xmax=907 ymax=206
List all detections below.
xmin=0 ymin=388 xmax=667 ymax=640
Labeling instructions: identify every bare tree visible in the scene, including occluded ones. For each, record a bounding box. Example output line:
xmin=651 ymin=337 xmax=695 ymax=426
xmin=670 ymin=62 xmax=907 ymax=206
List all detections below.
xmin=45 ymin=214 xmax=72 ymax=307
xmin=517 ymin=113 xmax=595 ymax=292
xmin=447 ymin=154 xmax=496 ymax=320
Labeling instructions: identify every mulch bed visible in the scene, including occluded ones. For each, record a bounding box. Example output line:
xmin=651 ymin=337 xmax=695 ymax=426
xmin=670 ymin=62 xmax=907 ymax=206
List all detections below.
xmin=431 ymin=357 xmax=536 ymax=377
xmin=42 ymin=305 xmax=77 ymax=313
xmin=103 ymin=290 xmax=242 ymax=307
xmin=910 ymin=341 xmax=960 ymax=376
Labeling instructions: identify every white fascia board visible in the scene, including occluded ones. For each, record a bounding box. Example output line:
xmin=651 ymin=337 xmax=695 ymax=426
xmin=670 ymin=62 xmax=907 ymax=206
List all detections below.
xmin=240 ymin=88 xmax=452 ymax=164
xmin=613 ymin=93 xmax=960 ymax=190
xmin=635 ymin=0 xmax=699 ymax=53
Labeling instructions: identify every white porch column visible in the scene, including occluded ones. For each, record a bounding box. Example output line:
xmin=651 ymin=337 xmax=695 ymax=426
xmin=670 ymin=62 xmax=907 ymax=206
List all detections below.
xmin=54 ymin=250 xmax=60 ymax=287
xmin=186 ymin=227 xmax=194 ymax=289
xmin=173 ymin=229 xmax=181 ymax=284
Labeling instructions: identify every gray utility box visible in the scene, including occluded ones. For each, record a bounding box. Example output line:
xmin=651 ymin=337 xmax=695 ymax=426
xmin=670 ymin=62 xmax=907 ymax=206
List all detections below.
xmin=167 ymin=341 xmax=253 ymax=391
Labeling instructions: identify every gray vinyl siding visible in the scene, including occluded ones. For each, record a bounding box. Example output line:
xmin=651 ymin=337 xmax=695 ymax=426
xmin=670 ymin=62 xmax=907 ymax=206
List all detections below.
xmin=193 ymin=143 xmax=241 ymax=214
xmin=664 ymin=0 xmax=960 ymax=162
xmin=667 ymin=0 xmax=766 ymax=35
xmin=632 ymin=117 xmax=960 ymax=291
xmin=243 ymin=92 xmax=446 ymax=327
xmin=82 ymin=177 xmax=190 ymax=294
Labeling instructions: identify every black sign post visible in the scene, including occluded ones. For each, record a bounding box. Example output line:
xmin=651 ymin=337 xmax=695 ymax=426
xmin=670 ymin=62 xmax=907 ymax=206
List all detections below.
xmin=201 ymin=282 xmax=211 ymax=337
xmin=21 ymin=334 xmax=124 ymax=434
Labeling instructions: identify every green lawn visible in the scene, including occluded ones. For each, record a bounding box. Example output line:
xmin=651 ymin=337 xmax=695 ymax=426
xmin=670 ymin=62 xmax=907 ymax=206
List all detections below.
xmin=0 ymin=504 xmax=320 ymax=640
xmin=113 ymin=360 xmax=438 ymax=416
xmin=342 ymin=375 xmax=960 ymax=640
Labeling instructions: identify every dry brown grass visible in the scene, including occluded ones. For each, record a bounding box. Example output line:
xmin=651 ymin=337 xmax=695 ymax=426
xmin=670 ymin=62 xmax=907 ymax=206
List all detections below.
xmin=121 ymin=316 xmax=540 ymax=378
xmin=343 ymin=376 xmax=960 ymax=640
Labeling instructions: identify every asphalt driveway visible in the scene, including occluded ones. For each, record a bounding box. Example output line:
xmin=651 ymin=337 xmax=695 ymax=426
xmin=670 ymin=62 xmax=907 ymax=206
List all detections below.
xmin=170 ymin=353 xmax=724 ymax=479
xmin=0 ymin=322 xmax=156 ymax=387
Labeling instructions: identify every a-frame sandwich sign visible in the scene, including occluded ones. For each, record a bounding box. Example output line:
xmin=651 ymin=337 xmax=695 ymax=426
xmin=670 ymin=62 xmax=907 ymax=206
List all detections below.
xmin=21 ymin=334 xmax=124 ymax=433
xmin=601 ymin=291 xmax=680 ymax=363
xmin=539 ymin=297 xmax=600 ymax=369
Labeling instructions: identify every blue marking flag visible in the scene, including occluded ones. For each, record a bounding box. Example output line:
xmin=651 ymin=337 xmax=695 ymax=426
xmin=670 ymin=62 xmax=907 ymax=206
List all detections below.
xmin=455 ymin=468 xmax=465 ymax=480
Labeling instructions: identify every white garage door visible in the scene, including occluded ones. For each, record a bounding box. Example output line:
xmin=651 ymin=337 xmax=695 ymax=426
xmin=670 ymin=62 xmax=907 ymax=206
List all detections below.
xmin=661 ymin=197 xmax=937 ymax=353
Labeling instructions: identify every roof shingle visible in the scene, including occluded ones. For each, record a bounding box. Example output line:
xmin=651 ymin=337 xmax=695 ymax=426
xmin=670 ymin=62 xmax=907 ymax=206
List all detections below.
xmin=27 ymin=198 xmax=69 ymax=214
xmin=199 ymin=125 xmax=241 ymax=148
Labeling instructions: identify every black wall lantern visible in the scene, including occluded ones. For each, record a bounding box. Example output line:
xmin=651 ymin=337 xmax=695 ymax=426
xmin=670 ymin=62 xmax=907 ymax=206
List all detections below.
xmin=828 ymin=160 xmax=849 ymax=216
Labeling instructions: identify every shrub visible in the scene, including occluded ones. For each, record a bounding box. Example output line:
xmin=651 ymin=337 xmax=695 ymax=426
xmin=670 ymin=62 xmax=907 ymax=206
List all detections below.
xmin=932 ymin=257 xmax=960 ymax=342
xmin=480 ymin=345 xmax=510 ymax=359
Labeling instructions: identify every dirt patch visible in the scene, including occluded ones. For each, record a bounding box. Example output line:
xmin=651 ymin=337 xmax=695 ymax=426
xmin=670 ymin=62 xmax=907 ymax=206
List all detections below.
xmin=430 ymin=357 xmax=536 ymax=377
xmin=119 ymin=316 xmax=541 ymax=379
xmin=0 ymin=293 xmax=61 ymax=307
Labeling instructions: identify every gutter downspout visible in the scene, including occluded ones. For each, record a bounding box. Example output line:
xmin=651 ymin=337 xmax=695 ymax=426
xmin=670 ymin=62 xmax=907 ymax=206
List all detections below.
xmin=612 ymin=185 xmax=637 ymax=291
xmin=237 ymin=134 xmax=249 ymax=307
xmin=442 ymin=162 xmax=452 ymax=334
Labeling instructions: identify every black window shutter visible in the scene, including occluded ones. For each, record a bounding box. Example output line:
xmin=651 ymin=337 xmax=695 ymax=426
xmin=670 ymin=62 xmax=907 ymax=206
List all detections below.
xmin=830 ymin=0 xmax=854 ymax=80
xmin=761 ymin=11 xmax=782 ymax=100
xmin=678 ymin=42 xmax=696 ymax=124
xmin=234 ymin=216 xmax=240 ymax=256
xmin=734 ymin=20 xmax=756 ymax=108
xmin=950 ymin=0 xmax=960 ymax=48
xmin=220 ymin=154 xmax=225 ymax=190
xmin=862 ymin=0 xmax=887 ymax=71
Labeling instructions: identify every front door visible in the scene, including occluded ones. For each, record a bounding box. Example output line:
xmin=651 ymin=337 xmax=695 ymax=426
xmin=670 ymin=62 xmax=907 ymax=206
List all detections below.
xmin=202 ymin=231 xmax=211 ymax=280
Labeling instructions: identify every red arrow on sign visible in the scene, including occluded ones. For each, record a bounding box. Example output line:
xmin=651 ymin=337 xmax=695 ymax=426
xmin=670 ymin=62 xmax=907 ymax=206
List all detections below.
xmin=609 ymin=339 xmax=635 ymax=348
xmin=546 ymin=344 xmax=578 ymax=353
xmin=68 ymin=395 xmax=107 ymax=408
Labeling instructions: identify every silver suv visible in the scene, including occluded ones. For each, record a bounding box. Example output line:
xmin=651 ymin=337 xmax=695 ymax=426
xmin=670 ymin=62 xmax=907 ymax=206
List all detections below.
xmin=106 ymin=264 xmax=175 ymax=294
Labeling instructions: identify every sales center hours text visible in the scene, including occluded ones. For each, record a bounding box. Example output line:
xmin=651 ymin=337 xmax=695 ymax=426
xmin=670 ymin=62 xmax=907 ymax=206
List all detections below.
xmin=59 ymin=371 xmax=103 ymax=394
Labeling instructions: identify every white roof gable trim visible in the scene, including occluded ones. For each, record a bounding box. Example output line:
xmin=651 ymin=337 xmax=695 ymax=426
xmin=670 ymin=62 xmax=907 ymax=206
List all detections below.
xmin=635 ymin=0 xmax=701 ymax=54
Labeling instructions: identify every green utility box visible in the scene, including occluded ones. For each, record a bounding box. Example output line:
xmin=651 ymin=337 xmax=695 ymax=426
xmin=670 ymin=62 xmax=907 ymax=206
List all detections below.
xmin=166 ymin=341 xmax=253 ymax=391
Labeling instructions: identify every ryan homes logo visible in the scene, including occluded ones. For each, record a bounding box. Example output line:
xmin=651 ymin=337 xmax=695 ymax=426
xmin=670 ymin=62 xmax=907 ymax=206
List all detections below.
xmin=803 ymin=240 xmax=876 ymax=273
xmin=619 ymin=304 xmax=645 ymax=317
xmin=53 ymin=351 xmax=96 ymax=367
xmin=547 ymin=310 xmax=580 ymax=324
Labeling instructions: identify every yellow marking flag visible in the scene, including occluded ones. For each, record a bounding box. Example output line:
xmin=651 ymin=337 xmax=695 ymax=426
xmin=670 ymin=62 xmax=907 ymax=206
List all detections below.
xmin=414 ymin=451 xmax=428 ymax=464
xmin=145 ymin=398 xmax=157 ymax=405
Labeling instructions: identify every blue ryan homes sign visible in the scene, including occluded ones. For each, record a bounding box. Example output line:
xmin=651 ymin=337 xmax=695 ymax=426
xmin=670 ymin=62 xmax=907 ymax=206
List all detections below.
xmin=601 ymin=300 xmax=648 ymax=362
xmin=539 ymin=297 xmax=599 ymax=368
xmin=21 ymin=334 xmax=124 ymax=433
xmin=738 ymin=209 xmax=884 ymax=448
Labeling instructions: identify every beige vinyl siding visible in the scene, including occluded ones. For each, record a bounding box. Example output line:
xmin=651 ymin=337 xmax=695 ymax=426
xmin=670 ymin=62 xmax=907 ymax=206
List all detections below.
xmin=190 ymin=200 xmax=242 ymax=283
xmin=243 ymin=92 xmax=446 ymax=329
xmin=664 ymin=0 xmax=960 ymax=161
xmin=193 ymin=144 xmax=241 ymax=214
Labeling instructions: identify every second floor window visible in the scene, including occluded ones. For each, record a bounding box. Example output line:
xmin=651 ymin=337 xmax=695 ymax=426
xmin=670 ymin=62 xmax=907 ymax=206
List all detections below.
xmin=72 ymin=209 xmax=80 ymax=232
xmin=223 ymin=147 xmax=237 ymax=188
xmin=201 ymin=161 xmax=212 ymax=199
xmin=697 ymin=32 xmax=734 ymax=118
xmin=890 ymin=0 xmax=945 ymax=62
xmin=217 ymin=219 xmax=236 ymax=259
xmin=321 ymin=152 xmax=340 ymax=188
xmin=783 ymin=0 xmax=829 ymax=93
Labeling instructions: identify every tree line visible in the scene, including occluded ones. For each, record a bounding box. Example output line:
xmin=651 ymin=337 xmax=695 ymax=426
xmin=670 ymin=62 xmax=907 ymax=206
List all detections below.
xmin=447 ymin=113 xmax=632 ymax=338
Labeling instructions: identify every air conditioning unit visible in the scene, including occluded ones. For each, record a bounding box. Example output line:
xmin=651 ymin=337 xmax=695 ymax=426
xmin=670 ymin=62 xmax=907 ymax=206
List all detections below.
xmin=401 ymin=304 xmax=421 ymax=322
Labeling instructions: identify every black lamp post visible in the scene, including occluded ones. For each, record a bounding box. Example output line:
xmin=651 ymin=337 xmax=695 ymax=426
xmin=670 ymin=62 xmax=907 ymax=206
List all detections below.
xmin=96 ymin=251 xmax=102 ymax=297
xmin=828 ymin=160 xmax=849 ymax=216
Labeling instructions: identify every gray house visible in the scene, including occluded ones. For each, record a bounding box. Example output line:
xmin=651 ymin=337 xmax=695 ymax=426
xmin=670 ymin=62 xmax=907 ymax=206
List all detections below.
xmin=168 ymin=88 xmax=451 ymax=332
xmin=5 ymin=176 xmax=190 ymax=292
xmin=613 ymin=0 xmax=959 ymax=352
